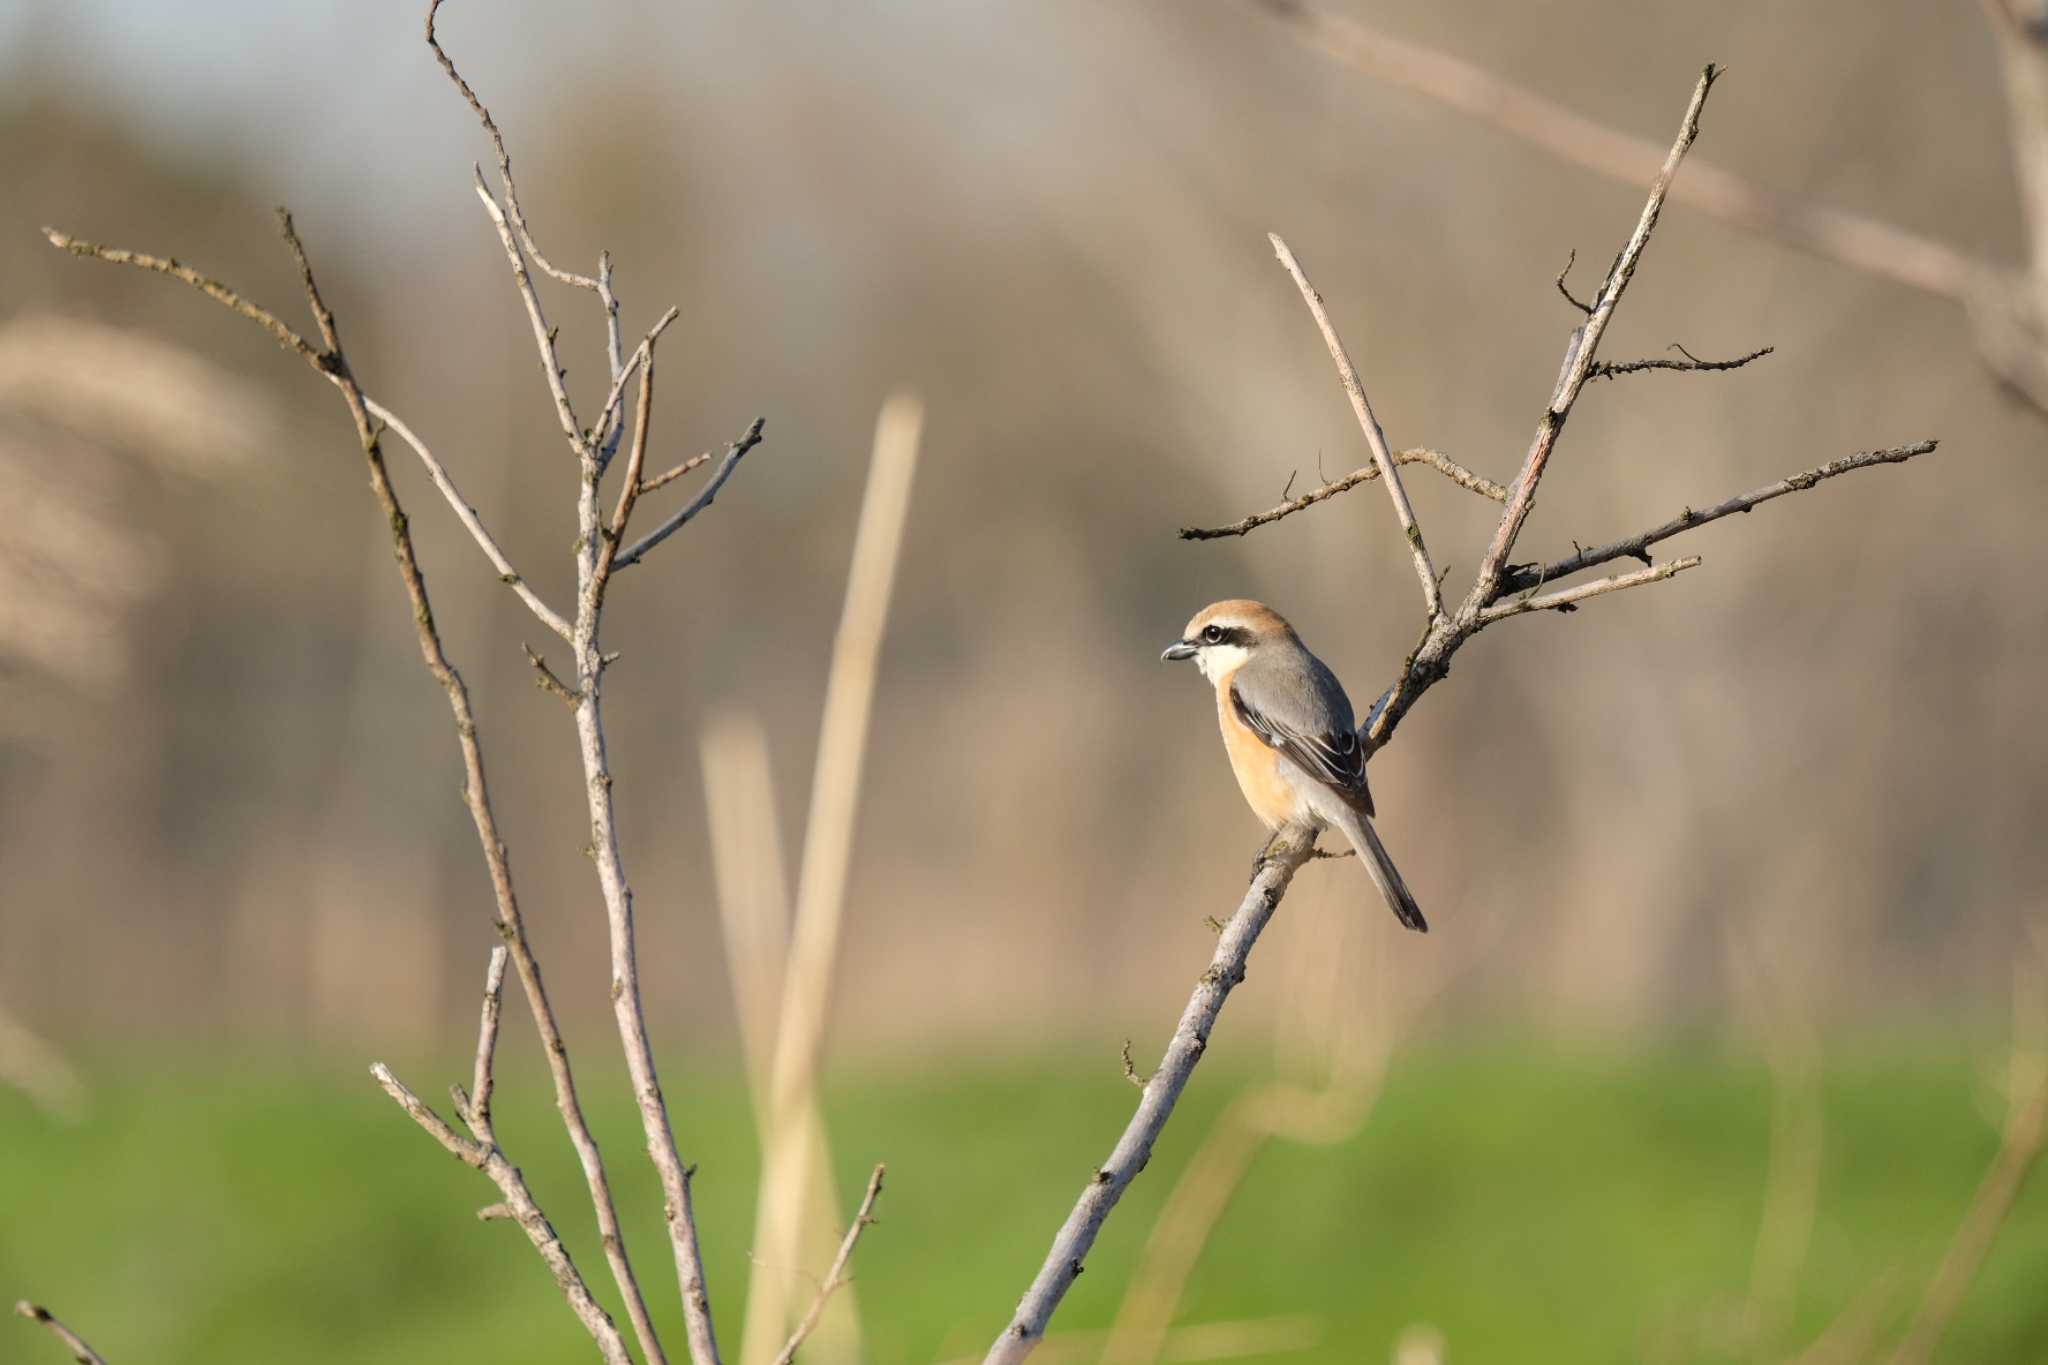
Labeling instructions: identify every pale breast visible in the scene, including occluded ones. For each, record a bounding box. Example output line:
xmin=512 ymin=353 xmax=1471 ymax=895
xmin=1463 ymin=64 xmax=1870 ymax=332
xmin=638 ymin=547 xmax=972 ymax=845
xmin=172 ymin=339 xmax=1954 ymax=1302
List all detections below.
xmin=1214 ymin=666 xmax=1300 ymax=830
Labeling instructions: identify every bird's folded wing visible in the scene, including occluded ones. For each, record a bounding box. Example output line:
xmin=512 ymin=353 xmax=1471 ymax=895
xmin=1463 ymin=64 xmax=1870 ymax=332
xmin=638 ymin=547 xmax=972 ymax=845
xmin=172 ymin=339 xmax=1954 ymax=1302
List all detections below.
xmin=1229 ymin=682 xmax=1372 ymax=813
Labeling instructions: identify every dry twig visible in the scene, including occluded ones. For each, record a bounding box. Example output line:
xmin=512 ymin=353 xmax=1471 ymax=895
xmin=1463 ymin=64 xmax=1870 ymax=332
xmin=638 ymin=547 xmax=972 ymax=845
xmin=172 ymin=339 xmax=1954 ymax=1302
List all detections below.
xmin=1589 ymin=343 xmax=1774 ymax=382
xmin=770 ymin=1165 xmax=887 ymax=1365
xmin=994 ymin=63 xmax=1936 ymax=1363
xmin=41 ymin=8 xmax=776 ymax=1360
xmin=1494 ymin=441 xmax=1939 ymax=595
xmin=1269 ymin=233 xmax=1443 ymax=617
xmin=14 ymin=1301 xmax=107 ymax=1365
xmin=1179 ymin=447 xmax=1504 ymax=541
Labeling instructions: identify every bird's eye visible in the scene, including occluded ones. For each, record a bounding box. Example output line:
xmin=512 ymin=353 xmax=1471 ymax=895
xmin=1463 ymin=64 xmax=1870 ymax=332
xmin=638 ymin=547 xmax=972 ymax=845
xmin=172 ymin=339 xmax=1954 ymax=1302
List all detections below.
xmin=1201 ymin=625 xmax=1224 ymax=643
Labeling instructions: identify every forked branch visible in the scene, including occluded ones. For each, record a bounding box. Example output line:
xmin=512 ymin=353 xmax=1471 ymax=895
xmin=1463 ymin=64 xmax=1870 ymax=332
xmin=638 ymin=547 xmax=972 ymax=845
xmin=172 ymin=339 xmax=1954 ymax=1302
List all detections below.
xmin=1269 ymin=233 xmax=1443 ymax=617
xmin=997 ymin=61 xmax=1938 ymax=1363
xmin=1179 ymin=447 xmax=1504 ymax=542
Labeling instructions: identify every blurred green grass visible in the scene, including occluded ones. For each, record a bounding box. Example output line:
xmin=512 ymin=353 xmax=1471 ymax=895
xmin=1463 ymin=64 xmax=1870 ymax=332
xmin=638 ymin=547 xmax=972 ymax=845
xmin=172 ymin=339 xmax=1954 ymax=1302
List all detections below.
xmin=4 ymin=1046 xmax=2044 ymax=1363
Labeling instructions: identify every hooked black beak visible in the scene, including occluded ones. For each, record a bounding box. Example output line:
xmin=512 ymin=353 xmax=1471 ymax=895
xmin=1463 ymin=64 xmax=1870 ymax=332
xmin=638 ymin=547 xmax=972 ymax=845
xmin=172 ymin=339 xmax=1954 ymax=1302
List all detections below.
xmin=1161 ymin=639 xmax=1198 ymax=662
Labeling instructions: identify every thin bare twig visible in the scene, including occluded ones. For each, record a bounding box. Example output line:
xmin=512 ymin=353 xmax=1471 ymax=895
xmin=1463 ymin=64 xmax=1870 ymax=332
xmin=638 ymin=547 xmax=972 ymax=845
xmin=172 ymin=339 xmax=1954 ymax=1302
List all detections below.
xmin=363 ymin=396 xmax=572 ymax=640
xmin=465 ymin=945 xmax=510 ymax=1134
xmin=1363 ymin=67 xmax=1727 ymax=754
xmin=614 ymin=418 xmax=768 ymax=569
xmin=642 ymin=451 xmax=716 ymax=497
xmin=1589 ymin=343 xmax=1774 ymax=382
xmin=592 ymin=308 xmax=681 ymax=473
xmin=523 ymin=642 xmax=583 ymax=706
xmin=472 ymin=171 xmax=585 ymax=458
xmin=424 ymin=0 xmax=599 ymax=292
xmin=770 ymin=1165 xmax=887 ymax=1365
xmin=1179 ymin=448 xmax=1505 ymax=541
xmin=46 ymin=214 xmax=672 ymax=1365
xmin=39 ymin=228 xmax=570 ymax=639
xmin=1476 ymin=556 xmax=1701 ymax=622
xmin=1496 ymin=440 xmax=1940 ymax=594
xmin=1269 ymin=233 xmax=1444 ymax=617
xmin=563 ymin=292 xmax=732 ymax=1365
xmin=1474 ymin=65 xmax=1719 ymax=591
xmin=14 ymin=1301 xmax=108 ymax=1365
xmin=371 ymin=1064 xmax=635 ymax=1365
xmin=1555 ymin=249 xmax=1594 ymax=315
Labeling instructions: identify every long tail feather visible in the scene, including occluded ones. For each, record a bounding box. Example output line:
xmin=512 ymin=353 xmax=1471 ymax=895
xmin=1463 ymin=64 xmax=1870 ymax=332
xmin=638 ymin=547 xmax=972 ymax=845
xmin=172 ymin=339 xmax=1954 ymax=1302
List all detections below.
xmin=1339 ymin=808 xmax=1427 ymax=932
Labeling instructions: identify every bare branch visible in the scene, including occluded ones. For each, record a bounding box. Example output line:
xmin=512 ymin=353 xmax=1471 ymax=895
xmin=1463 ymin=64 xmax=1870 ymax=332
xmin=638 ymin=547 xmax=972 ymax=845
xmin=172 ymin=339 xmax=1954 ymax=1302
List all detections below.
xmin=613 ymin=418 xmax=768 ymax=570
xmin=589 ymin=335 xmax=662 ymax=607
xmin=14 ymin=1301 xmax=108 ymax=1365
xmin=561 ymin=302 xmax=760 ymax=1365
xmin=1496 ymin=440 xmax=1939 ymax=595
xmin=49 ymin=212 xmax=674 ymax=1365
xmin=982 ymin=838 xmax=1318 ymax=1364
xmin=472 ymin=171 xmax=585 ymax=457
xmin=1473 ymin=64 xmax=1720 ymax=590
xmin=523 ymin=642 xmax=583 ymax=706
xmin=642 ymin=451 xmax=716 ymax=497
xmin=371 ymin=1064 xmax=635 ymax=1365
xmin=770 ymin=1165 xmax=887 ymax=1365
xmin=466 ymin=945 xmax=510 ymax=1135
xmin=39 ymin=227 xmax=574 ymax=640
xmin=1554 ymin=249 xmax=1594 ymax=315
xmin=591 ymin=306 xmax=681 ymax=472
xmin=424 ymin=0 xmax=599 ymax=292
xmin=1180 ymin=447 xmax=1504 ymax=541
xmin=1476 ymin=556 xmax=1700 ymax=623
xmin=363 ymin=397 xmax=573 ymax=639
xmin=1269 ymin=233 xmax=1443 ymax=617
xmin=41 ymin=228 xmax=319 ymax=361
xmin=1588 ymin=343 xmax=1774 ymax=382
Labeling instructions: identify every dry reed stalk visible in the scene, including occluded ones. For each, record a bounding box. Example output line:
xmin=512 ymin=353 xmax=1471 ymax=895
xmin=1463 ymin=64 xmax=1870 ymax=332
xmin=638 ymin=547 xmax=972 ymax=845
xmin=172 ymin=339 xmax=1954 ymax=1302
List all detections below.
xmin=743 ymin=395 xmax=923 ymax=1362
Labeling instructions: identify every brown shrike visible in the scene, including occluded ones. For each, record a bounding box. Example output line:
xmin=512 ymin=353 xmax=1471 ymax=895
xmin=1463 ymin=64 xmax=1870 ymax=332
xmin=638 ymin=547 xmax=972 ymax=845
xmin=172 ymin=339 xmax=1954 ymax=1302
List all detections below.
xmin=1163 ymin=599 xmax=1426 ymax=932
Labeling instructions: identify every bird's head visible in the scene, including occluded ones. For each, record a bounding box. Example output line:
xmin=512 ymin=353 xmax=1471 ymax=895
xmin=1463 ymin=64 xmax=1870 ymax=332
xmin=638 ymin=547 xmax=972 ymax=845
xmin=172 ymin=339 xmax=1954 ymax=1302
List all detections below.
xmin=1161 ymin=599 xmax=1297 ymax=682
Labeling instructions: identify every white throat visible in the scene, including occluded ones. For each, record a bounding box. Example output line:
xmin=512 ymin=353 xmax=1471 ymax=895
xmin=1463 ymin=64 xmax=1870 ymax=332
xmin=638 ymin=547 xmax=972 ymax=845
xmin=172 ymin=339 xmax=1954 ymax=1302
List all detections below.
xmin=1195 ymin=642 xmax=1250 ymax=682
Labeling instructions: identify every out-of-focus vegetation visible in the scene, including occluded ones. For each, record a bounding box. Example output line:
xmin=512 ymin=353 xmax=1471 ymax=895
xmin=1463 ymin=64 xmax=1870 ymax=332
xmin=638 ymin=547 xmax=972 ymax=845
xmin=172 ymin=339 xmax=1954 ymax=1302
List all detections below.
xmin=4 ymin=1048 xmax=2043 ymax=1364
xmin=4 ymin=1 xmax=2044 ymax=1058
xmin=5 ymin=2 xmax=2048 ymax=1358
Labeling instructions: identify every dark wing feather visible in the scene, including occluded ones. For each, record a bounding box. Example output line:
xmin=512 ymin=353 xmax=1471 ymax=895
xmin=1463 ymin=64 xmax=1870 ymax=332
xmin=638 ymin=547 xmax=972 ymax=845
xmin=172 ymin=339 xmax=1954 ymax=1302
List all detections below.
xmin=1230 ymin=683 xmax=1374 ymax=816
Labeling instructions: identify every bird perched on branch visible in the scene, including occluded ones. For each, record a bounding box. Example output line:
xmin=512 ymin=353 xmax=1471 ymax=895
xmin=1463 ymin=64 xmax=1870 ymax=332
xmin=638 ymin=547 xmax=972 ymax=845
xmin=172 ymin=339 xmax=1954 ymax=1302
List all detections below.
xmin=1163 ymin=599 xmax=1425 ymax=932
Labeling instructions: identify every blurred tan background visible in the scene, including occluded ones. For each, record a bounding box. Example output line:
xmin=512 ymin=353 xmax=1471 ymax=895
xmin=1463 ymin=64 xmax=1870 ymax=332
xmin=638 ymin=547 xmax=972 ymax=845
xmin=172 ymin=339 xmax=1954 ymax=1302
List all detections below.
xmin=2 ymin=0 xmax=2042 ymax=1073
